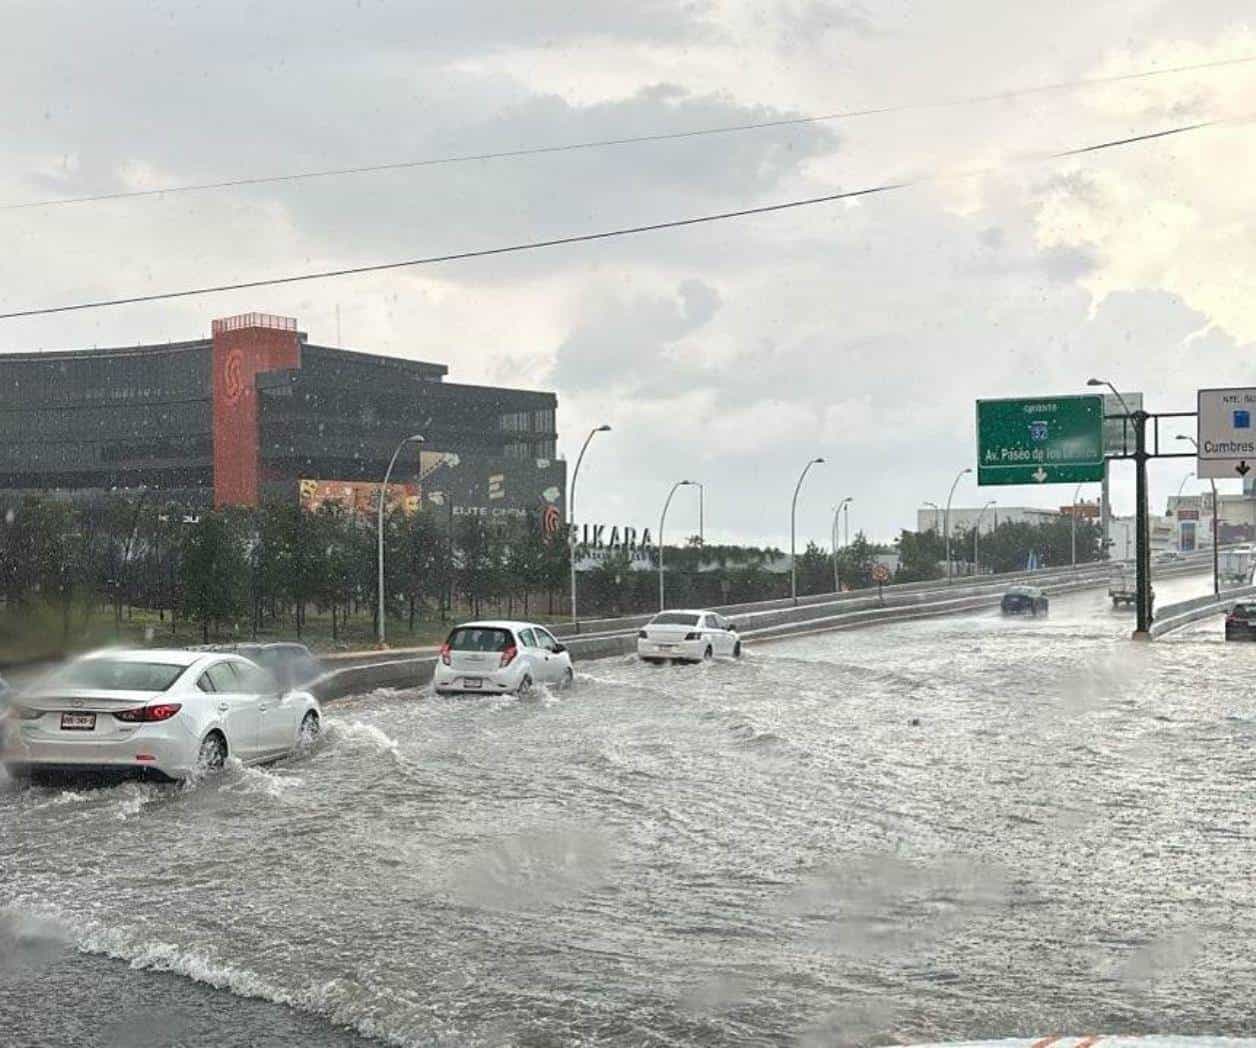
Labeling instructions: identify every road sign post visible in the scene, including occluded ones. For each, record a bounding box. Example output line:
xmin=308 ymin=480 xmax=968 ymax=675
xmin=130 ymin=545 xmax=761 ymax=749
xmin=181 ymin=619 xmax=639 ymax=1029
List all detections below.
xmin=976 ymin=396 xmax=1105 ymax=486
xmin=1197 ymin=387 xmax=1256 ymax=479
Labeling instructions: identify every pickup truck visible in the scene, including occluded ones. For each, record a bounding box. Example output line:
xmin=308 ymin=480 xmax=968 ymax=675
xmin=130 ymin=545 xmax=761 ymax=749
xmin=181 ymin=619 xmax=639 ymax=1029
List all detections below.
xmin=1109 ymin=572 xmax=1154 ymax=610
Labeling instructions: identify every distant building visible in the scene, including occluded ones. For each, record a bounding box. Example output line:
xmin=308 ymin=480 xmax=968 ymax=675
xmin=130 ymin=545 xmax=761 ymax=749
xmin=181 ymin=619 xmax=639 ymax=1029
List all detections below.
xmin=916 ymin=505 xmax=1065 ymax=535
xmin=0 ymin=313 xmax=564 ymax=521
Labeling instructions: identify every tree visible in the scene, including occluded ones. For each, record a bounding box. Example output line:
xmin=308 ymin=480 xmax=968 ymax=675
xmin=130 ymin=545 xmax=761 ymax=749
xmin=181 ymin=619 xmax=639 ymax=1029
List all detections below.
xmin=794 ymin=541 xmax=832 ymax=596
xmin=895 ymin=528 xmax=945 ymax=583
xmin=179 ymin=512 xmax=248 ymax=643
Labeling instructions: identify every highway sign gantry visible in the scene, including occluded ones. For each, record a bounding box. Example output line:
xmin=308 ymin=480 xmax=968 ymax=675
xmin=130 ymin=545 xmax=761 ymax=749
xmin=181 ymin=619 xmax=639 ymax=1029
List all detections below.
xmin=976 ymin=395 xmax=1105 ymax=486
xmin=1197 ymin=387 xmax=1256 ymax=479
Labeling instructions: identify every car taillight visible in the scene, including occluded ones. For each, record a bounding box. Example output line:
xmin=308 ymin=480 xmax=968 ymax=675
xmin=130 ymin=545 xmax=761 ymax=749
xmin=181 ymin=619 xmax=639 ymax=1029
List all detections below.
xmin=114 ymin=703 xmax=182 ymax=723
xmin=440 ymin=643 xmax=452 ymax=666
xmin=500 ymin=645 xmax=518 ymax=668
xmin=13 ymin=705 xmax=43 ymax=720
xmin=685 ymin=632 xmax=700 ymax=641
xmin=638 ymin=630 xmax=648 ymax=639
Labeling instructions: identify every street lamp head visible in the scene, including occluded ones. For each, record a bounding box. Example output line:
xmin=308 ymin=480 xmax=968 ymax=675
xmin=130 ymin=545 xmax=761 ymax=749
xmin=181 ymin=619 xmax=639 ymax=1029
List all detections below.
xmin=406 ymin=434 xmax=425 ymax=444
xmin=595 ymin=424 xmax=612 ymax=433
xmin=1086 ymin=378 xmax=1104 ymax=387
xmin=814 ymin=457 xmax=826 ymax=464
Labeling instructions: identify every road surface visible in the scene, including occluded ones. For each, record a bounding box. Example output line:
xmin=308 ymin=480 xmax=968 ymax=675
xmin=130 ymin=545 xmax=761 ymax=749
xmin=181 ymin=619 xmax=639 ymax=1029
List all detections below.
xmin=5 ymin=570 xmax=1254 ymax=1047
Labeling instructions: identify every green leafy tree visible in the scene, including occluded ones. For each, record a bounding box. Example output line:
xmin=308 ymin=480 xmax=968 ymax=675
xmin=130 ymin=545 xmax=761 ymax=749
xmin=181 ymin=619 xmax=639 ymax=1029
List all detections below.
xmin=179 ymin=512 xmax=248 ymax=643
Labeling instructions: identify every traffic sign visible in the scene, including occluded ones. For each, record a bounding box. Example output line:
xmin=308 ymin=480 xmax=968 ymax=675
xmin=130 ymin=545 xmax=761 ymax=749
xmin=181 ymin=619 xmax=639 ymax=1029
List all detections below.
xmin=976 ymin=395 xmax=1105 ymax=486
xmin=871 ymin=563 xmax=891 ymax=583
xmin=1197 ymin=387 xmax=1256 ymax=478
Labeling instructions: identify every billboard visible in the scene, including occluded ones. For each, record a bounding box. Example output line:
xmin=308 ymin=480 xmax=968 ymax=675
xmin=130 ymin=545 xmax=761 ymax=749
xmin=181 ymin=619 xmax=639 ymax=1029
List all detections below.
xmin=299 ymin=479 xmax=420 ymax=516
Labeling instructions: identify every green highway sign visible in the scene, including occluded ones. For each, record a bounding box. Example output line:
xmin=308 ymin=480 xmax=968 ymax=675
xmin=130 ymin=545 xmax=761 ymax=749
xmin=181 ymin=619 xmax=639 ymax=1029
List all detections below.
xmin=976 ymin=395 xmax=1105 ymax=485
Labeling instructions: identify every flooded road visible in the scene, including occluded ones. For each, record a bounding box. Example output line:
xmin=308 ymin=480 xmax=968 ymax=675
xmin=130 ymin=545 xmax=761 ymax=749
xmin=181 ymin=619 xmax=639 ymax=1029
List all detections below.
xmin=6 ymin=572 xmax=1256 ymax=1047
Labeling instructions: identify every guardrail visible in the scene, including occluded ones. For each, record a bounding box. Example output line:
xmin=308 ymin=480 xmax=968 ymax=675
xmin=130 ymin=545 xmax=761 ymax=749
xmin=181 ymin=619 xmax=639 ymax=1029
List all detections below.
xmin=1147 ymin=585 xmax=1256 ymax=640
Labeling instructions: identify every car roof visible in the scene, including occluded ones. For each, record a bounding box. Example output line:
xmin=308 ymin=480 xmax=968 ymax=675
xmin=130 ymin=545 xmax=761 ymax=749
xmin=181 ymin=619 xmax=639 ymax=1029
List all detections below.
xmin=652 ymin=608 xmax=715 ymax=615
xmin=451 ymin=620 xmax=551 ymax=631
xmin=1005 ymin=586 xmax=1042 ymax=596
xmin=78 ymin=647 xmax=206 ymax=667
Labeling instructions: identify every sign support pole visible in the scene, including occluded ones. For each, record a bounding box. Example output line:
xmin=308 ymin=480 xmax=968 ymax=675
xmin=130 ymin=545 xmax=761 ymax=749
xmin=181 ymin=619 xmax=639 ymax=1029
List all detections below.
xmin=1133 ymin=410 xmax=1152 ymax=636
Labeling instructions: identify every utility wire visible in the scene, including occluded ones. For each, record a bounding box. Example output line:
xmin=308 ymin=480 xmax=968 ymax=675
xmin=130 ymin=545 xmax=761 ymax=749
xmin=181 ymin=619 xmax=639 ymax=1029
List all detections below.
xmin=0 ymin=115 xmax=1248 ymax=321
xmin=5 ymin=52 xmax=1256 ymax=212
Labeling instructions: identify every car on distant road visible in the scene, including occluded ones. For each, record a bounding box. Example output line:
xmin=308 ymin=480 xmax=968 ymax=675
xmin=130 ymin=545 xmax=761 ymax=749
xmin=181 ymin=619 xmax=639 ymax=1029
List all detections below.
xmin=1 ymin=648 xmax=321 ymax=782
xmin=1000 ymin=585 xmax=1049 ymax=617
xmin=1224 ymin=602 xmax=1256 ymax=642
xmin=1155 ymin=550 xmax=1183 ymax=564
xmin=198 ymin=642 xmax=323 ymax=694
xmin=637 ymin=609 xmax=741 ymax=663
xmin=434 ymin=621 xmax=573 ymax=695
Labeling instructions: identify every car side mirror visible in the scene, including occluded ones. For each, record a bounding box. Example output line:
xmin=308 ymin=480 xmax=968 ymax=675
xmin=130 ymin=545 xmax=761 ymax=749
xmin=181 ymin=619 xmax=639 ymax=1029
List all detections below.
xmin=728 ymin=622 xmax=737 ymax=632
xmin=552 ymin=643 xmax=567 ymax=654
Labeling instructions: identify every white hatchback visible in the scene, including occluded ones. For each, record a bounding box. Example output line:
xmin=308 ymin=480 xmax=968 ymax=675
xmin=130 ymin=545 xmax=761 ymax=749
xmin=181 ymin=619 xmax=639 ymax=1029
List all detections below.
xmin=1 ymin=648 xmax=321 ymax=782
xmin=434 ymin=621 xmax=574 ymax=695
xmin=637 ymin=610 xmax=741 ymax=663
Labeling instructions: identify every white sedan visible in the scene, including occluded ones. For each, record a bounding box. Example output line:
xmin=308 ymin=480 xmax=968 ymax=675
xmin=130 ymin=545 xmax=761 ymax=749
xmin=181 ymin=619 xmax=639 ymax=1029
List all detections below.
xmin=637 ymin=609 xmax=742 ymax=663
xmin=1 ymin=648 xmax=321 ymax=782
xmin=434 ymin=620 xmax=573 ymax=695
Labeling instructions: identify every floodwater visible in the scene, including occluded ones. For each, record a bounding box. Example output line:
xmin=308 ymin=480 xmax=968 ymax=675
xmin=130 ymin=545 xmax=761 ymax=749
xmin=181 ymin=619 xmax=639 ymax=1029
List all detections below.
xmin=5 ymin=572 xmax=1256 ymax=1047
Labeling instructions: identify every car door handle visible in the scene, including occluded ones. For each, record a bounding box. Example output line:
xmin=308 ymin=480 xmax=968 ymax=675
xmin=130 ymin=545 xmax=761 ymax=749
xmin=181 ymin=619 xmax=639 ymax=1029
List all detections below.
xmin=218 ymin=703 xmax=229 ymax=712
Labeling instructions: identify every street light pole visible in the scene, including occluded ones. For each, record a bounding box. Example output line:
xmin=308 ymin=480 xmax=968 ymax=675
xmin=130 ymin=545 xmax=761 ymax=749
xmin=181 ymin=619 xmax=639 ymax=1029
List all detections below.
xmin=943 ymin=467 xmax=972 ymax=581
xmin=1178 ymin=435 xmax=1219 ymax=596
xmin=377 ymin=434 xmax=424 ymax=647
xmin=659 ymin=480 xmax=695 ymax=611
xmin=1070 ymin=482 xmax=1084 ymax=568
xmin=832 ymin=497 xmax=852 ymax=593
xmin=1088 ymin=379 xmax=1133 ymax=560
xmin=923 ymin=501 xmax=941 ymax=532
xmin=843 ymin=500 xmax=851 ymax=548
xmin=790 ymin=458 xmax=826 ymax=605
xmin=973 ymin=499 xmax=996 ymax=576
xmin=568 ymin=424 xmax=611 ymax=627
xmin=695 ymin=482 xmax=704 ymax=549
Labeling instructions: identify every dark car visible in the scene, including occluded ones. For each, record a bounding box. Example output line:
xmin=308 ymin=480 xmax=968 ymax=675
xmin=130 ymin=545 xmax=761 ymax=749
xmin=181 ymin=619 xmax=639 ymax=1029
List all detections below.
xmin=1225 ymin=602 xmax=1256 ymax=642
xmin=195 ymin=642 xmax=323 ymax=692
xmin=1001 ymin=585 xmax=1049 ymax=616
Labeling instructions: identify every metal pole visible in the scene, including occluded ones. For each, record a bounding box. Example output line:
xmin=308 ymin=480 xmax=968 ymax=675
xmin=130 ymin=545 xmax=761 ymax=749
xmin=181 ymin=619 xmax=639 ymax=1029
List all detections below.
xmin=658 ymin=480 xmax=693 ymax=611
xmin=944 ymin=468 xmax=971 ymax=581
xmin=568 ymin=425 xmax=611 ymax=627
xmin=832 ymin=497 xmax=851 ymax=593
xmin=843 ymin=502 xmax=850 ymax=548
xmin=1212 ymin=479 xmax=1220 ymax=595
xmin=378 ymin=434 xmax=423 ymax=647
xmin=790 ymin=458 xmax=825 ymax=605
xmin=1071 ymin=482 xmax=1083 ymax=568
xmin=1133 ymin=410 xmax=1152 ymax=635
xmin=923 ymin=501 xmax=940 ymax=533
xmin=1101 ymin=460 xmax=1111 ymax=560
xmin=697 ymin=483 xmax=704 ymax=548
xmin=973 ymin=500 xmax=995 ymax=576
xmin=832 ymin=508 xmax=840 ymax=594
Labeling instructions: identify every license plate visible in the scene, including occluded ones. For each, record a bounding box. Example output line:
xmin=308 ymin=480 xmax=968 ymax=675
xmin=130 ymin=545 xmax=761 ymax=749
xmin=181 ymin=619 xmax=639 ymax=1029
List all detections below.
xmin=463 ymin=678 xmax=483 ymax=688
xmin=60 ymin=712 xmax=96 ymax=731
xmin=659 ymin=644 xmax=675 ymax=650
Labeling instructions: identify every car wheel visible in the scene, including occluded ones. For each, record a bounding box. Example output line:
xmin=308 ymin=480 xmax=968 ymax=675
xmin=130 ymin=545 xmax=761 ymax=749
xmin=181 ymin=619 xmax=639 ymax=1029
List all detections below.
xmin=562 ymin=667 xmax=575 ymax=689
xmin=703 ymin=645 xmax=714 ymax=661
xmin=298 ymin=711 xmax=320 ymax=749
xmin=196 ymin=732 xmax=227 ymax=773
xmin=733 ymin=641 xmax=742 ymax=659
xmin=516 ymin=674 xmax=534 ymax=697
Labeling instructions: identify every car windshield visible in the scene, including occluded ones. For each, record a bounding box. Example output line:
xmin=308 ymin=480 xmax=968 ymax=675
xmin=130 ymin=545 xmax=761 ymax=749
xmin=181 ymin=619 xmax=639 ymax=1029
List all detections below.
xmin=45 ymin=659 xmax=184 ymax=692
xmin=650 ymin=613 xmax=700 ymax=626
xmin=447 ymin=627 xmax=513 ymax=652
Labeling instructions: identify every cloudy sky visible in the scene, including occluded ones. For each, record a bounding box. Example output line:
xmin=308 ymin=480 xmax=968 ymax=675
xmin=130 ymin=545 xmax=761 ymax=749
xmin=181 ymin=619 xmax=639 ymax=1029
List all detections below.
xmin=3 ymin=1 xmax=1255 ymax=547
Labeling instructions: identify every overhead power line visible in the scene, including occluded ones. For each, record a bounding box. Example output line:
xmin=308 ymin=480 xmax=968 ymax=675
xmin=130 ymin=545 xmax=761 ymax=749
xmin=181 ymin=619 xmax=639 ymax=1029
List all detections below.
xmin=4 ymin=52 xmax=1256 ymax=212
xmin=0 ymin=115 xmax=1248 ymax=322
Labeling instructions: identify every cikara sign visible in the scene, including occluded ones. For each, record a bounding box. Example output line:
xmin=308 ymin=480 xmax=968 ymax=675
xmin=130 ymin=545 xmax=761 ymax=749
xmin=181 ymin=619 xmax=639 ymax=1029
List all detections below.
xmin=976 ymin=395 xmax=1105 ymax=485
xmin=1197 ymin=387 xmax=1256 ymax=479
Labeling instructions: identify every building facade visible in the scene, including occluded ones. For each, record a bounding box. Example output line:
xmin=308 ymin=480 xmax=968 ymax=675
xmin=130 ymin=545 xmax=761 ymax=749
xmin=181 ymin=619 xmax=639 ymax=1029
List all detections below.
xmin=0 ymin=313 xmax=564 ymax=521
